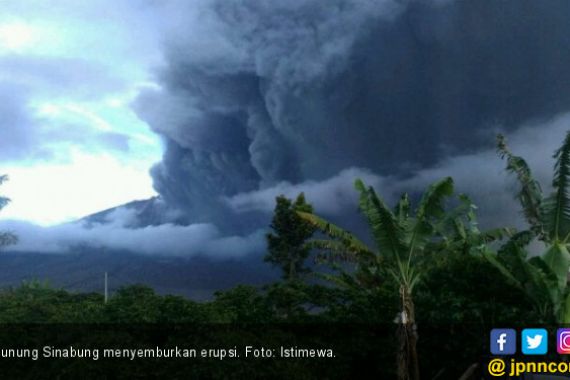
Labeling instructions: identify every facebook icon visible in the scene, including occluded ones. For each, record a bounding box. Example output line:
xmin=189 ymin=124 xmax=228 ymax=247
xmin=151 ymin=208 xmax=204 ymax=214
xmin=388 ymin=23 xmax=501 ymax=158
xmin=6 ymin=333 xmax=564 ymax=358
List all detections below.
xmin=490 ymin=329 xmax=516 ymax=355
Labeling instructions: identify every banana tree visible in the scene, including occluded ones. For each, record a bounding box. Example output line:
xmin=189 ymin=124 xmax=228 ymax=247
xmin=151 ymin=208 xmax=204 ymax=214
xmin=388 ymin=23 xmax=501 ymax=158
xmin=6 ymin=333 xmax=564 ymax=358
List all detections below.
xmin=299 ymin=177 xmax=508 ymax=380
xmin=486 ymin=132 xmax=570 ymax=323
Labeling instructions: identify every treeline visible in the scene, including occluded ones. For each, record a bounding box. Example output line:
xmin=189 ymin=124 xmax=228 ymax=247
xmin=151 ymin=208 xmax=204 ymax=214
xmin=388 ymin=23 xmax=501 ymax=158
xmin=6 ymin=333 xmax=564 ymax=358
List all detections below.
xmin=1 ymin=132 xmax=570 ymax=379
xmin=0 ymin=255 xmax=531 ymax=378
xmin=0 ymin=260 xmax=531 ymax=325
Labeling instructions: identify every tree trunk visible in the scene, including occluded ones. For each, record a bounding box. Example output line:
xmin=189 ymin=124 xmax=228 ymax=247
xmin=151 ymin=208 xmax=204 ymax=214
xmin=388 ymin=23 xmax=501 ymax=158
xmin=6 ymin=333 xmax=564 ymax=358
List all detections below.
xmin=397 ymin=285 xmax=420 ymax=380
xmin=288 ymin=258 xmax=296 ymax=281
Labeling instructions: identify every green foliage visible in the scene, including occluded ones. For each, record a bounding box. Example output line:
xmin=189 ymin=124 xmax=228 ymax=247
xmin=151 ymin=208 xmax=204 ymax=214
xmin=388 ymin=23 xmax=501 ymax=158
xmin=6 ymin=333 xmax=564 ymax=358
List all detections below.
xmin=265 ymin=193 xmax=316 ymax=280
xmin=4 ymin=134 xmax=568 ymax=376
xmin=414 ymin=251 xmax=535 ymax=378
xmin=299 ymin=177 xmax=489 ymax=380
xmin=543 ymin=132 xmax=570 ymax=242
xmin=104 ymin=285 xmax=161 ymax=323
xmin=0 ymin=175 xmax=17 ymax=249
xmin=489 ymin=132 xmax=570 ymax=323
xmin=497 ymin=134 xmax=545 ymax=239
xmin=0 ymin=280 xmax=105 ymax=323
xmin=104 ymin=285 xmax=227 ymax=323
xmin=263 ymin=281 xmax=336 ymax=322
xmin=0 ymin=282 xmax=236 ymax=323
xmin=497 ymin=131 xmax=570 ymax=244
xmin=299 ymin=177 xmax=487 ymax=295
xmin=299 ymin=212 xmax=373 ymax=261
xmin=212 ymin=285 xmax=273 ymax=322
xmin=417 ymin=251 xmax=535 ymax=324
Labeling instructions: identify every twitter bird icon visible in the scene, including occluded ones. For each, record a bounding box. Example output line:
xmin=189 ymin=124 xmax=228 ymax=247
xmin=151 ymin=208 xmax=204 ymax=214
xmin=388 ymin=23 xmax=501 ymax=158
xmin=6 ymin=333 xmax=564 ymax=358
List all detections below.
xmin=522 ymin=329 xmax=548 ymax=355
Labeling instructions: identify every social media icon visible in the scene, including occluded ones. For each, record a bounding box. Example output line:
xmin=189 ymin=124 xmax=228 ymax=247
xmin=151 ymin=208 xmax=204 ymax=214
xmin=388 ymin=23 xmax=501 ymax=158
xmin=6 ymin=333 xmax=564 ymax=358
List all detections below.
xmin=557 ymin=328 xmax=570 ymax=354
xmin=522 ymin=329 xmax=548 ymax=355
xmin=490 ymin=329 xmax=516 ymax=355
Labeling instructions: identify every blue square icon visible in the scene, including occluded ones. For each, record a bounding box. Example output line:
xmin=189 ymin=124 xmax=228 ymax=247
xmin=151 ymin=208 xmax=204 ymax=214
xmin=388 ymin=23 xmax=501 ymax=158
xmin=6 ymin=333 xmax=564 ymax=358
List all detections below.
xmin=522 ymin=328 xmax=548 ymax=355
xmin=491 ymin=328 xmax=516 ymax=355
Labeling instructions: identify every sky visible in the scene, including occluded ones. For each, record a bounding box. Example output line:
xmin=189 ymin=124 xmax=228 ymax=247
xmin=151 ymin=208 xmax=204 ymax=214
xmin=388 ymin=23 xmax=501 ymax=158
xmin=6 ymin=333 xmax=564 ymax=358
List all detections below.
xmin=0 ymin=1 xmax=163 ymax=225
xmin=1 ymin=0 xmax=570 ymax=257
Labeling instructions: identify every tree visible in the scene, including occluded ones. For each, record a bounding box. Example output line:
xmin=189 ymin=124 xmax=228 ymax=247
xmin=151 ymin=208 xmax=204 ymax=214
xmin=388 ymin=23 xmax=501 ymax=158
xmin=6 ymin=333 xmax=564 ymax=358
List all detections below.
xmin=298 ymin=177 xmax=509 ymax=380
xmin=264 ymin=193 xmax=316 ymax=281
xmin=104 ymin=285 xmax=161 ymax=323
xmin=212 ymin=285 xmax=273 ymax=323
xmin=0 ymin=175 xmax=17 ymax=248
xmin=485 ymin=132 xmax=570 ymax=323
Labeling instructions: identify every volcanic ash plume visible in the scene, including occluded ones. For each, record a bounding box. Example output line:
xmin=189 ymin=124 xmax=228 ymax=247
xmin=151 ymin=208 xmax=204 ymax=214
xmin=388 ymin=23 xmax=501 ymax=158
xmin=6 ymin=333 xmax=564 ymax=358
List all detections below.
xmin=135 ymin=0 xmax=570 ymax=231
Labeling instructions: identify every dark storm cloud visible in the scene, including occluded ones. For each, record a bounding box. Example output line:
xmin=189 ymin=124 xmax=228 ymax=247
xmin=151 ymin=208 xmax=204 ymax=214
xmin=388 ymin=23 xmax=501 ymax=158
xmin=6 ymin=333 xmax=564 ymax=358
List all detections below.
xmin=135 ymin=0 xmax=570 ymax=231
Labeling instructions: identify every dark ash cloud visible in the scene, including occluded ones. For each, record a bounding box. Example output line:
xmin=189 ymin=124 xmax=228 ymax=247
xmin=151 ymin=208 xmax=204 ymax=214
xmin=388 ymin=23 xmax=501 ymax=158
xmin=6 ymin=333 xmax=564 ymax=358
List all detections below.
xmin=7 ymin=0 xmax=570 ymax=257
xmin=4 ymin=114 xmax=564 ymax=258
xmin=226 ymin=113 xmax=570 ymax=232
xmin=134 ymin=0 xmax=570 ymax=233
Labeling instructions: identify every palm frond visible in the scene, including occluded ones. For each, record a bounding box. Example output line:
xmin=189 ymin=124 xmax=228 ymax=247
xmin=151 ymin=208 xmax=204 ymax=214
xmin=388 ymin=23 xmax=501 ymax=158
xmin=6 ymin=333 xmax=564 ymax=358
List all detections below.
xmin=433 ymin=194 xmax=477 ymax=239
xmin=499 ymin=230 xmax=534 ymax=254
xmin=528 ymin=257 xmax=563 ymax=304
xmin=391 ymin=259 xmax=420 ymax=291
xmin=542 ymin=132 xmax=570 ymax=242
xmin=480 ymin=227 xmax=515 ymax=243
xmin=497 ymin=134 xmax=545 ymax=238
xmin=355 ymin=179 xmax=407 ymax=258
xmin=492 ymin=236 xmax=558 ymax=313
xmin=297 ymin=211 xmax=373 ymax=257
xmin=416 ymin=177 xmax=454 ymax=221
xmin=542 ymin=243 xmax=570 ymax=289
xmin=559 ymin=290 xmax=570 ymax=324
xmin=306 ymin=239 xmax=369 ymax=263
xmin=496 ymin=230 xmax=534 ymax=273
xmin=496 ymin=232 xmax=535 ymax=283
xmin=395 ymin=193 xmax=411 ymax=224
xmin=314 ymin=271 xmax=371 ymax=293
xmin=483 ymin=250 xmax=524 ymax=291
xmin=405 ymin=177 xmax=454 ymax=255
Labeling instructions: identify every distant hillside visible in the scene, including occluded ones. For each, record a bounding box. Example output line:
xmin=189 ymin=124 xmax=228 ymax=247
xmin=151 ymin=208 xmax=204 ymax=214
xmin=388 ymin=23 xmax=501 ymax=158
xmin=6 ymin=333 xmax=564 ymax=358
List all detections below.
xmin=80 ymin=196 xmax=192 ymax=227
xmin=0 ymin=197 xmax=277 ymax=299
xmin=0 ymin=249 xmax=277 ymax=300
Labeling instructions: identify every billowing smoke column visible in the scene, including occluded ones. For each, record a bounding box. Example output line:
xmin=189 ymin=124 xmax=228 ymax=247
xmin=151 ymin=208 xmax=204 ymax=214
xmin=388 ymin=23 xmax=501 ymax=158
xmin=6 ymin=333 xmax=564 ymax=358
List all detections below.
xmin=135 ymin=0 xmax=570 ymax=231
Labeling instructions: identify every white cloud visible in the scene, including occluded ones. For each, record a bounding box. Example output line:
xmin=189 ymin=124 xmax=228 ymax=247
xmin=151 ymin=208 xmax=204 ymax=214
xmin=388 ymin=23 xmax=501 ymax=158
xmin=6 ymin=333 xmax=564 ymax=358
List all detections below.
xmin=0 ymin=207 xmax=265 ymax=258
xmin=225 ymin=167 xmax=387 ymax=216
xmin=0 ymin=153 xmax=157 ymax=225
xmin=0 ymin=21 xmax=37 ymax=51
xmin=0 ymin=2 xmax=165 ymax=225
